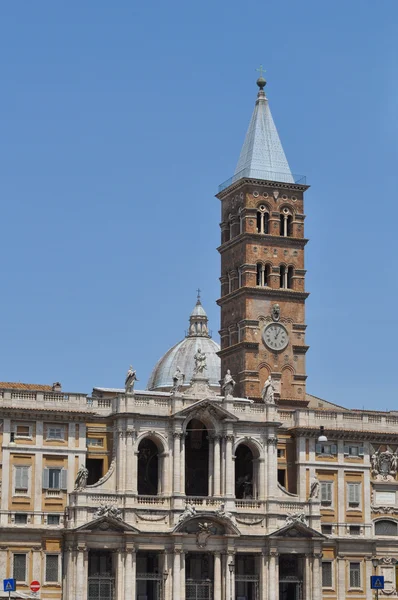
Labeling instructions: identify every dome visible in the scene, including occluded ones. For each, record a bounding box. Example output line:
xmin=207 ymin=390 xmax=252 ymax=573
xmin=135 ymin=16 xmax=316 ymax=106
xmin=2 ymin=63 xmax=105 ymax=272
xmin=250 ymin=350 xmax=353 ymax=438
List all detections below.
xmin=147 ymin=297 xmax=221 ymax=391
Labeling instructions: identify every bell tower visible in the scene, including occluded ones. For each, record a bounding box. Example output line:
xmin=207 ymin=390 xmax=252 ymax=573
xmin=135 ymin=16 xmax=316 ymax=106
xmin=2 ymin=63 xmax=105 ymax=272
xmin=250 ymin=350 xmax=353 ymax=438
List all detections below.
xmin=216 ymin=75 xmax=309 ymax=404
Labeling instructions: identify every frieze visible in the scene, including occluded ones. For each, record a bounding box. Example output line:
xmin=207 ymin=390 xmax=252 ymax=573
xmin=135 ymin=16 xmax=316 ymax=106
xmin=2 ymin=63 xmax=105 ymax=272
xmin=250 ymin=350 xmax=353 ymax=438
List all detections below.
xmin=371 ymin=505 xmax=398 ymax=515
xmin=135 ymin=512 xmax=167 ymax=522
xmin=235 ymin=516 xmax=264 ymax=526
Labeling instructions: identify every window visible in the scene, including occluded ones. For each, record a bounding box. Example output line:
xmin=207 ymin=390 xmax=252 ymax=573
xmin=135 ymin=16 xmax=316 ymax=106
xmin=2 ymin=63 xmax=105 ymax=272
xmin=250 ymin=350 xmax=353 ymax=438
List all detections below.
xmin=14 ymin=424 xmax=32 ymax=438
xmin=277 ymin=448 xmax=285 ymax=458
xmin=43 ymin=468 xmax=67 ymax=490
xmin=280 ymin=209 xmax=293 ymax=237
xmin=347 ymin=482 xmax=361 ymax=508
xmin=277 ymin=469 xmax=286 ymax=487
xmin=344 ymin=445 xmax=364 ymax=457
xmin=87 ymin=438 xmax=103 ymax=447
xmin=321 ymin=524 xmax=332 ymax=535
xmin=316 ymin=443 xmax=337 ymax=456
xmin=46 ymin=426 xmax=65 ymax=440
xmin=45 ymin=555 xmax=59 ymax=582
xmin=15 ymin=513 xmax=27 ymax=525
xmin=47 ymin=514 xmax=60 ymax=526
xmin=256 ymin=206 xmax=269 ymax=234
xmin=322 ymin=561 xmax=333 ymax=587
xmin=256 ymin=263 xmax=270 ymax=287
xmin=375 ymin=520 xmax=398 ymax=536
xmin=14 ymin=466 xmax=30 ymax=495
xmin=349 ymin=562 xmax=361 ymax=588
xmin=320 ymin=481 xmax=333 ymax=506
xmin=349 ymin=525 xmax=361 ymax=535
xmin=280 ymin=265 xmax=294 ymax=289
xmin=13 ymin=554 xmax=27 ymax=582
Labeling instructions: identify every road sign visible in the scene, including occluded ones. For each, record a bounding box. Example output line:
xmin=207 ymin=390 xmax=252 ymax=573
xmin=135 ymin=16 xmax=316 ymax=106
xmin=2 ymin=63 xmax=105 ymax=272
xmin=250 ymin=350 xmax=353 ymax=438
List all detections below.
xmin=30 ymin=580 xmax=41 ymax=593
xmin=371 ymin=576 xmax=385 ymax=589
xmin=3 ymin=579 xmax=16 ymax=592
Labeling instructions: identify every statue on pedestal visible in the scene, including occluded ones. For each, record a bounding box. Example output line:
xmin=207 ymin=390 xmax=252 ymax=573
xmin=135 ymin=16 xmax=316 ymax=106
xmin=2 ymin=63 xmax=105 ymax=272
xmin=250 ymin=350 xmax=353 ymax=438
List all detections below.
xmin=74 ymin=465 xmax=89 ymax=490
xmin=193 ymin=347 xmax=207 ymax=375
xmin=172 ymin=366 xmax=185 ymax=392
xmin=261 ymin=376 xmax=275 ymax=403
xmin=125 ymin=365 xmax=138 ymax=393
xmin=222 ymin=369 xmax=235 ymax=398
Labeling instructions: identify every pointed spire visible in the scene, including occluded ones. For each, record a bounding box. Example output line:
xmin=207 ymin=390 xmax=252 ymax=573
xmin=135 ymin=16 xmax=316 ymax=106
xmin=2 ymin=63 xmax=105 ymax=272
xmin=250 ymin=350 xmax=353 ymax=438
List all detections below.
xmin=234 ymin=75 xmax=294 ymax=184
xmin=188 ymin=292 xmax=210 ymax=338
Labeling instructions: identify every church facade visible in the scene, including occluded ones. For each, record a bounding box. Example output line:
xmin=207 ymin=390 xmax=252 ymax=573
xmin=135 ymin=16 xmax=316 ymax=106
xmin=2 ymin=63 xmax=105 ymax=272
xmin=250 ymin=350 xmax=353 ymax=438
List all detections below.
xmin=1 ymin=77 xmax=398 ymax=600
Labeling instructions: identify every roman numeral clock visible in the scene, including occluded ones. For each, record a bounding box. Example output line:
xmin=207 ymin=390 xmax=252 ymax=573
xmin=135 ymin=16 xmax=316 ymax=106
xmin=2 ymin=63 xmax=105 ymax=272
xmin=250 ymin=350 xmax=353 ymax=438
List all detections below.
xmin=262 ymin=322 xmax=289 ymax=352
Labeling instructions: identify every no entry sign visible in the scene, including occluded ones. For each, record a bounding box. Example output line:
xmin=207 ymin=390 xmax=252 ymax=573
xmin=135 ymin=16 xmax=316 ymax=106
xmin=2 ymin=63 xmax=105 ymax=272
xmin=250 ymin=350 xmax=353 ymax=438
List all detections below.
xmin=30 ymin=580 xmax=41 ymax=593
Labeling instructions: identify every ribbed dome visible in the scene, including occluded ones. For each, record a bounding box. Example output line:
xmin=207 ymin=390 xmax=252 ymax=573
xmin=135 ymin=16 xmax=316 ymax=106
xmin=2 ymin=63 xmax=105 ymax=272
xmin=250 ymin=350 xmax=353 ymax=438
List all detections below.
xmin=147 ymin=297 xmax=221 ymax=391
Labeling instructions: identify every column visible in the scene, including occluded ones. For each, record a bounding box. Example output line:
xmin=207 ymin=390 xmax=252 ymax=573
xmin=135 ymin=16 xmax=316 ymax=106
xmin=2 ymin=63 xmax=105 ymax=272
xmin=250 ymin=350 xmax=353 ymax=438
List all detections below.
xmin=337 ymin=557 xmax=345 ymax=600
xmin=312 ymin=552 xmax=322 ymax=600
xmin=267 ymin=438 xmax=277 ymax=498
xmin=173 ymin=434 xmax=181 ymax=495
xmin=125 ymin=430 xmax=135 ymax=492
xmin=208 ymin=437 xmax=214 ymax=497
xmin=34 ymin=451 xmax=43 ymax=524
xmin=214 ymin=436 xmax=221 ymax=496
xmin=180 ymin=551 xmax=186 ymax=600
xmin=116 ymin=549 xmax=124 ymax=599
xmin=164 ymin=551 xmax=173 ymax=600
xmin=260 ymin=551 xmax=268 ymax=600
xmin=63 ymin=544 xmax=74 ymax=600
xmin=75 ymin=545 xmax=87 ymax=599
xmin=116 ymin=430 xmax=126 ymax=491
xmin=214 ymin=553 xmax=222 ymax=600
xmin=180 ymin=434 xmax=186 ymax=496
xmin=225 ymin=435 xmax=234 ymax=497
xmin=257 ymin=458 xmax=265 ymax=500
xmin=173 ymin=550 xmax=181 ymax=600
xmin=268 ymin=551 xmax=278 ymax=600
xmin=220 ymin=437 xmax=225 ymax=496
xmin=124 ymin=547 xmax=136 ymax=600
xmin=365 ymin=559 xmax=372 ymax=600
xmin=304 ymin=554 xmax=312 ymax=600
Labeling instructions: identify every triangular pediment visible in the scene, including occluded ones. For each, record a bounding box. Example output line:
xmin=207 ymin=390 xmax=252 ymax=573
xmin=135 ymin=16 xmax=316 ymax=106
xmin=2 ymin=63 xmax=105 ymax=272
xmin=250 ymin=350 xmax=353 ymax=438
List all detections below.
xmin=173 ymin=399 xmax=238 ymax=422
xmin=75 ymin=515 xmax=139 ymax=534
xmin=268 ymin=521 xmax=325 ymax=539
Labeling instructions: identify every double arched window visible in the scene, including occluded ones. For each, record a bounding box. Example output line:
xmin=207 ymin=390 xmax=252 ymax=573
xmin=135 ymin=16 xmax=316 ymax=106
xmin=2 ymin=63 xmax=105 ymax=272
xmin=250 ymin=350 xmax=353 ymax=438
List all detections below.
xmin=280 ymin=208 xmax=293 ymax=237
xmin=256 ymin=205 xmax=269 ymax=234
xmin=280 ymin=265 xmax=294 ymax=289
xmin=256 ymin=263 xmax=271 ymax=287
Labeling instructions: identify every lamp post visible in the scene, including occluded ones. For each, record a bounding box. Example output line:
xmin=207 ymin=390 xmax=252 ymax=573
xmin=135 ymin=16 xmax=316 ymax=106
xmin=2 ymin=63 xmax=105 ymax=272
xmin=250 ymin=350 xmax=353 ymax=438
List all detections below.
xmin=372 ymin=558 xmax=379 ymax=600
xmin=228 ymin=562 xmax=235 ymax=600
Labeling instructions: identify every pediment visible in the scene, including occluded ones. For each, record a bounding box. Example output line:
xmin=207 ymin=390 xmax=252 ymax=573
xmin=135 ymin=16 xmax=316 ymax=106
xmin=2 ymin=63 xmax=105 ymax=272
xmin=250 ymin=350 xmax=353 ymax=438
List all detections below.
xmin=268 ymin=521 xmax=325 ymax=539
xmin=75 ymin=515 xmax=140 ymax=534
xmin=173 ymin=399 xmax=238 ymax=422
xmin=173 ymin=512 xmax=240 ymax=536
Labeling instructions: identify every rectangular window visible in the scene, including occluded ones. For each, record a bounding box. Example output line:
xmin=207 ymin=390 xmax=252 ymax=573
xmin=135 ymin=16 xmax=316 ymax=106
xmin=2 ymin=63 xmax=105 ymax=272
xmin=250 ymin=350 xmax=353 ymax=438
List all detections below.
xmin=321 ymin=525 xmax=332 ymax=535
xmin=47 ymin=514 xmax=60 ymax=525
xmin=43 ymin=468 xmax=67 ymax=490
xmin=13 ymin=554 xmax=27 ymax=582
xmin=322 ymin=561 xmax=333 ymax=587
xmin=46 ymin=426 xmax=65 ymax=440
xmin=316 ymin=443 xmax=337 ymax=456
xmin=350 ymin=525 xmax=361 ymax=535
xmin=277 ymin=448 xmax=285 ymax=458
xmin=15 ymin=513 xmax=27 ymax=525
xmin=86 ymin=437 xmax=103 ymax=447
xmin=349 ymin=562 xmax=361 ymax=588
xmin=14 ymin=466 xmax=30 ymax=495
xmin=15 ymin=424 xmax=31 ymax=438
xmin=45 ymin=554 xmax=59 ymax=582
xmin=344 ymin=445 xmax=364 ymax=457
xmin=348 ymin=482 xmax=361 ymax=507
xmin=320 ymin=481 xmax=333 ymax=506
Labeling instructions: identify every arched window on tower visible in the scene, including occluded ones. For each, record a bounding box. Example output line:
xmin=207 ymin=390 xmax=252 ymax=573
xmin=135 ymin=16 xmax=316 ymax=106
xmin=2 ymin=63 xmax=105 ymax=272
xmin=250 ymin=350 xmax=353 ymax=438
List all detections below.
xmin=256 ymin=205 xmax=269 ymax=234
xmin=280 ymin=208 xmax=293 ymax=237
xmin=256 ymin=263 xmax=271 ymax=287
xmin=280 ymin=265 xmax=294 ymax=289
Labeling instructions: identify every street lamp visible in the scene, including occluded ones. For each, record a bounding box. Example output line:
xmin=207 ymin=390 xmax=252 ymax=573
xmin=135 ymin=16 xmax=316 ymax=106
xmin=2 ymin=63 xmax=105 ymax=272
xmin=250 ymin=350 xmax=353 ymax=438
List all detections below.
xmin=228 ymin=562 xmax=235 ymax=600
xmin=318 ymin=426 xmax=328 ymax=443
xmin=372 ymin=558 xmax=379 ymax=600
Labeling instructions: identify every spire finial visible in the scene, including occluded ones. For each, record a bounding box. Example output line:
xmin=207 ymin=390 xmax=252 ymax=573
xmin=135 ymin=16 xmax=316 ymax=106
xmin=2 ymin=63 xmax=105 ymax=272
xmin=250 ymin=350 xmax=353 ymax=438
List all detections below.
xmin=196 ymin=288 xmax=201 ymax=304
xmin=255 ymin=65 xmax=267 ymax=90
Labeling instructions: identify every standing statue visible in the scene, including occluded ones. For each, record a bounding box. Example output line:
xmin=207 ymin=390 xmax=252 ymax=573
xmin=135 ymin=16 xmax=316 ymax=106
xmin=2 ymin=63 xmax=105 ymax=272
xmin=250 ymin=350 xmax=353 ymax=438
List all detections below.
xmin=172 ymin=366 xmax=185 ymax=392
xmin=309 ymin=475 xmax=320 ymax=499
xmin=179 ymin=500 xmax=197 ymax=522
xmin=74 ymin=464 xmax=89 ymax=490
xmin=193 ymin=347 xmax=207 ymax=374
xmin=371 ymin=451 xmax=379 ymax=475
xmin=261 ymin=376 xmax=275 ymax=403
xmin=222 ymin=369 xmax=235 ymax=398
xmin=125 ymin=365 xmax=138 ymax=393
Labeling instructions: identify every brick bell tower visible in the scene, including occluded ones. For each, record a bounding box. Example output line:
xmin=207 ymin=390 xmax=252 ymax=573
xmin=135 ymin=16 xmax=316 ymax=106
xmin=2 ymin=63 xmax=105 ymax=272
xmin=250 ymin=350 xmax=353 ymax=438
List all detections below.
xmin=216 ymin=74 xmax=310 ymax=404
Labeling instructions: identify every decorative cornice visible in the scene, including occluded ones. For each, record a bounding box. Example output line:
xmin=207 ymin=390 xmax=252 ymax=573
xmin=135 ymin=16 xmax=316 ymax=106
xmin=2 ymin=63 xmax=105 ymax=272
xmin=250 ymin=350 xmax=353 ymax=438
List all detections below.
xmin=216 ymin=178 xmax=309 ymax=200
xmin=217 ymin=286 xmax=309 ymax=307
xmin=289 ymin=426 xmax=398 ymax=443
xmin=217 ymin=232 xmax=308 ymax=254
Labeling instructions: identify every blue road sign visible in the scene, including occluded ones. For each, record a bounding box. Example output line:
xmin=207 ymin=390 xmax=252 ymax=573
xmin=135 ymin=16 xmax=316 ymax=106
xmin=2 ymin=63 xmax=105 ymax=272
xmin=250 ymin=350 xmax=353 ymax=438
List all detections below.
xmin=3 ymin=578 xmax=16 ymax=592
xmin=371 ymin=576 xmax=385 ymax=589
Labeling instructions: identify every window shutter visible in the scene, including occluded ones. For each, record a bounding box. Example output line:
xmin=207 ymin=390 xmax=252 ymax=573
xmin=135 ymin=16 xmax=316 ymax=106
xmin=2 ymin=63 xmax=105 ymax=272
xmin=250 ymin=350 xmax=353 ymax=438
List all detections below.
xmin=15 ymin=467 xmax=22 ymax=489
xmin=43 ymin=468 xmax=50 ymax=489
xmin=348 ymin=483 xmax=360 ymax=504
xmin=344 ymin=445 xmax=349 ymax=455
xmin=316 ymin=443 xmax=322 ymax=454
xmin=21 ymin=467 xmax=29 ymax=490
xmin=61 ymin=469 xmax=67 ymax=490
xmin=331 ymin=444 xmax=337 ymax=455
xmin=359 ymin=446 xmax=364 ymax=456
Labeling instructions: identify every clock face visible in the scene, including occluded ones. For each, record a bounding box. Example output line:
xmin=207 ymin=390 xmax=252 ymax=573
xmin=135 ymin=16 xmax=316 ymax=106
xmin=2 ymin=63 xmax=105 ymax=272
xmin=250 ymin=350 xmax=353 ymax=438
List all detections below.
xmin=262 ymin=323 xmax=289 ymax=351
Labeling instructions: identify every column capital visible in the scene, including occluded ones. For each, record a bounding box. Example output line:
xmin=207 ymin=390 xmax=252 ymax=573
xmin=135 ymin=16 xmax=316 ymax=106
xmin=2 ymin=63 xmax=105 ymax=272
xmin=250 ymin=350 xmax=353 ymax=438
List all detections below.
xmin=224 ymin=434 xmax=235 ymax=443
xmin=269 ymin=550 xmax=279 ymax=558
xmin=173 ymin=432 xmax=184 ymax=439
xmin=312 ymin=552 xmax=323 ymax=559
xmin=125 ymin=545 xmax=136 ymax=554
xmin=266 ymin=437 xmax=278 ymax=447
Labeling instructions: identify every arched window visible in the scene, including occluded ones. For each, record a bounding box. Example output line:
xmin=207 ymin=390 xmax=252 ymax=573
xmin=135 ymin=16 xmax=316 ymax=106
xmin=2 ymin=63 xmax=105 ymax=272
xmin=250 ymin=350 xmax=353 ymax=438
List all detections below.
xmin=256 ymin=263 xmax=270 ymax=287
xmin=280 ymin=208 xmax=293 ymax=237
xmin=138 ymin=438 xmax=160 ymax=495
xmin=235 ymin=443 xmax=260 ymax=499
xmin=238 ymin=208 xmax=244 ymax=234
xmin=256 ymin=205 xmax=269 ymax=234
xmin=375 ymin=520 xmax=398 ymax=536
xmin=185 ymin=419 xmax=209 ymax=496
xmin=228 ymin=271 xmax=233 ymax=294
xmin=280 ymin=265 xmax=293 ymax=289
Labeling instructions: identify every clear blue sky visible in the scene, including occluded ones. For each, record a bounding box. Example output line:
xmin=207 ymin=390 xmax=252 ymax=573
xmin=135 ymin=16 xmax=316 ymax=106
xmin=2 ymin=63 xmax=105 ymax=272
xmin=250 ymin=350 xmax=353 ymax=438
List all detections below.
xmin=1 ymin=1 xmax=397 ymax=410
